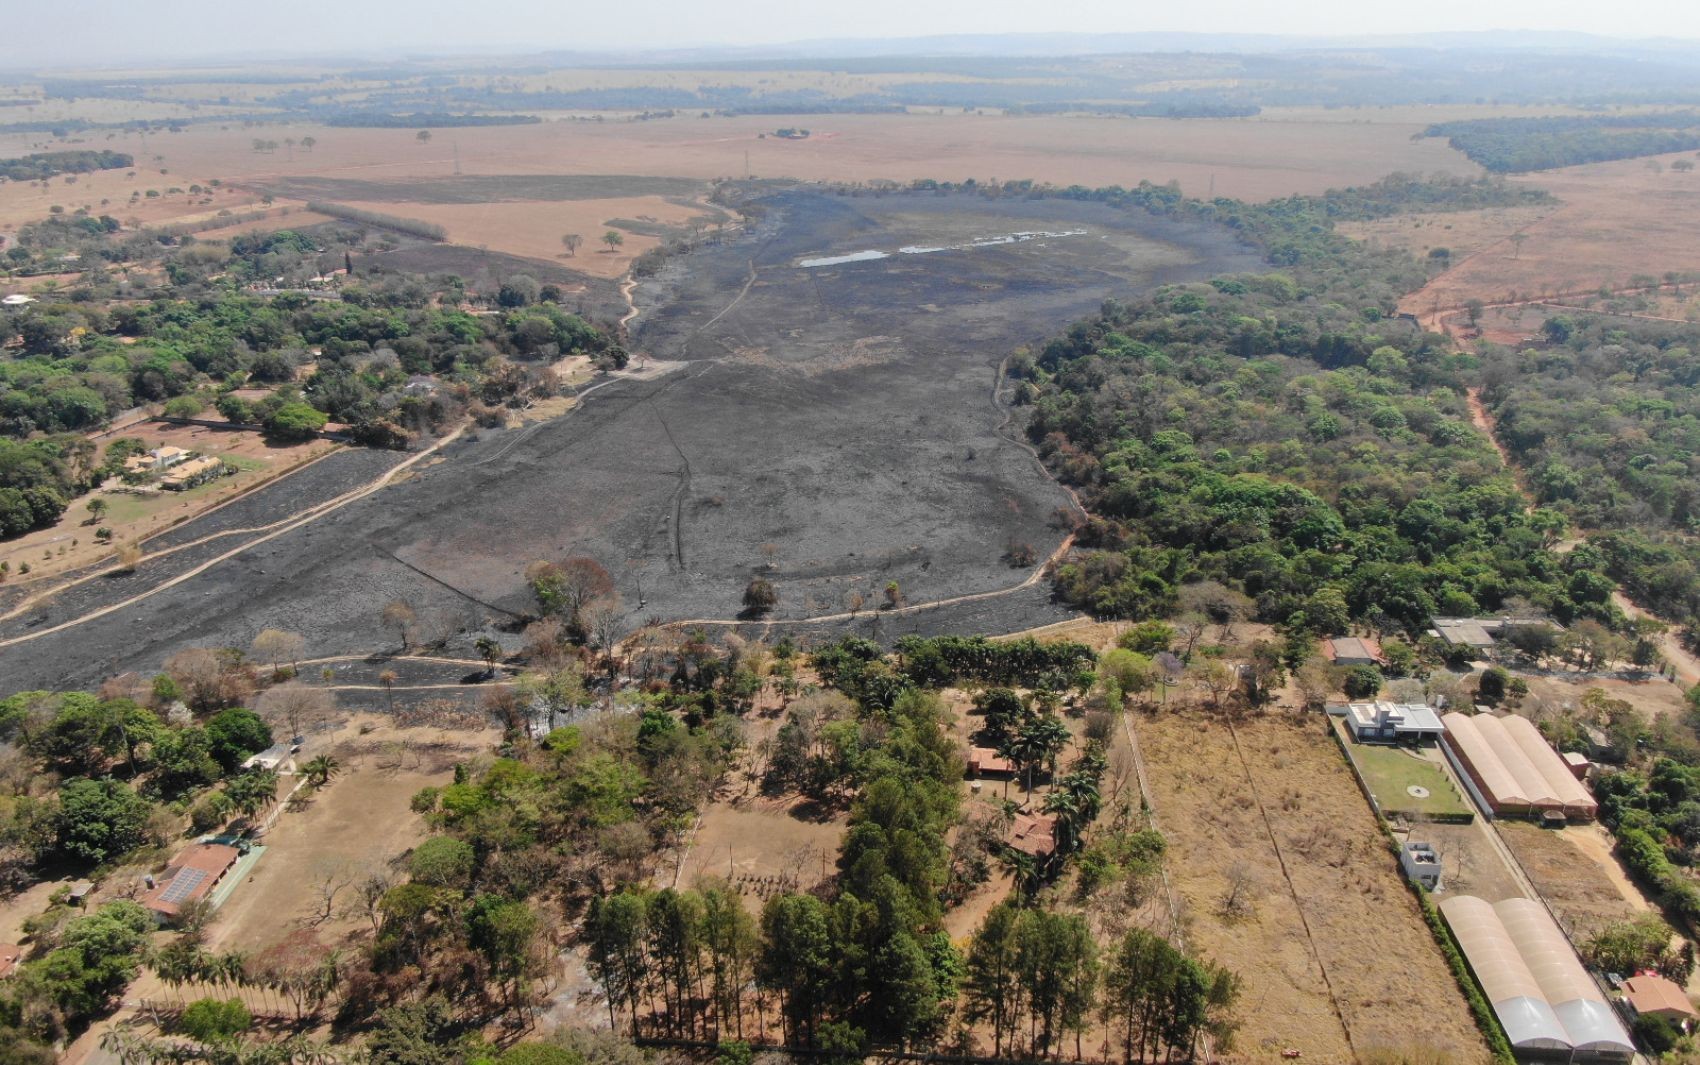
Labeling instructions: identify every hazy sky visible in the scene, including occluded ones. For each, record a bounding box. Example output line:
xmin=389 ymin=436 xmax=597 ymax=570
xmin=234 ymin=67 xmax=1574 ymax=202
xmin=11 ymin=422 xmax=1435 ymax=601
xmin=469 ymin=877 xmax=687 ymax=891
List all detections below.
xmin=14 ymin=0 xmax=1700 ymax=67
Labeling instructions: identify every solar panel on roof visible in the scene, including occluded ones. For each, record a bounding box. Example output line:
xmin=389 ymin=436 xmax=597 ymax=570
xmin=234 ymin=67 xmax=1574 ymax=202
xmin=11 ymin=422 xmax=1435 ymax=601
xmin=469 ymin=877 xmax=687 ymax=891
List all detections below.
xmin=158 ymin=868 xmax=209 ymax=905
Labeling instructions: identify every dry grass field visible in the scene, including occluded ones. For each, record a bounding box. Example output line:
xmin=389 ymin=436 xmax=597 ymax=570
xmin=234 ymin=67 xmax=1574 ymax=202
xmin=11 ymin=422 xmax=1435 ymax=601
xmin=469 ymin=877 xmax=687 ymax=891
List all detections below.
xmin=1403 ymin=152 xmax=1700 ymax=317
xmin=1498 ymin=821 xmax=1644 ymax=943
xmin=342 ymin=195 xmax=721 ymax=278
xmin=0 ymin=108 xmax=1480 ymax=238
xmin=1135 ymin=708 xmax=1490 ymax=1063
xmin=207 ymin=713 xmax=499 ymax=955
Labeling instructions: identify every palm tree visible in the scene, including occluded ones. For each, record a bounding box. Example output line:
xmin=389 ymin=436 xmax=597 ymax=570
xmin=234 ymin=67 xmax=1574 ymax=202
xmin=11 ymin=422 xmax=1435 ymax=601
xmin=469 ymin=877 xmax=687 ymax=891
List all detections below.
xmin=302 ymin=755 xmax=340 ymax=787
xmin=1004 ymin=727 xmax=1049 ymax=800
xmin=379 ymin=669 xmax=398 ymax=713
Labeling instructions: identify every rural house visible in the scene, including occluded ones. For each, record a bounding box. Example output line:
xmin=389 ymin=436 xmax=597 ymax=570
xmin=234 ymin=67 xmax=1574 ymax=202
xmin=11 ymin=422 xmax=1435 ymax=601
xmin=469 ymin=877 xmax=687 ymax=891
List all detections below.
xmin=1007 ymin=812 xmax=1058 ymax=860
xmin=967 ymin=746 xmax=1016 ymax=777
xmin=1338 ymin=701 xmax=1445 ymax=744
xmin=141 ymin=842 xmax=243 ymax=922
xmin=1622 ymin=974 xmax=1698 ymax=1029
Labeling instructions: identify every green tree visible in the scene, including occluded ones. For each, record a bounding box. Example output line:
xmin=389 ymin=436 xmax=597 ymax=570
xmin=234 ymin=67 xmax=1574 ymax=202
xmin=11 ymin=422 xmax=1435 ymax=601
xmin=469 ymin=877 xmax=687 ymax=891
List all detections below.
xmin=758 ymin=892 xmax=835 ymax=1046
xmin=205 ymin=707 xmax=272 ymax=772
xmin=586 ymin=891 xmax=651 ymax=1038
xmin=263 ymin=401 xmax=328 ymax=441
xmin=56 ymin=778 xmax=152 ymax=864
xmin=178 ymin=997 xmax=251 ymax=1043
xmin=602 ymin=230 xmax=625 ymax=252
xmin=409 ymin=836 xmax=476 ymax=890
xmin=963 ymin=903 xmax=1022 ymax=1056
xmin=301 ymin=754 xmax=340 ymax=787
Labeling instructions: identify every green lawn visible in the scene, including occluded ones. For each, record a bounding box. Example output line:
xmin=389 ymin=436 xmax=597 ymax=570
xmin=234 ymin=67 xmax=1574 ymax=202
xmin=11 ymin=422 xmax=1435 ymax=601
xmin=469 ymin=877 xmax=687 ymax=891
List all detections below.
xmin=1344 ymin=740 xmax=1474 ymax=819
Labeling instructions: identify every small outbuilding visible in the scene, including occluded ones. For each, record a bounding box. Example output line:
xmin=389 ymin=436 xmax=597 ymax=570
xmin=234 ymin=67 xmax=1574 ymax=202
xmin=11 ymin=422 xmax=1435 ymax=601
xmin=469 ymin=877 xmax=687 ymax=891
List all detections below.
xmin=967 ymin=747 xmax=1015 ymax=777
xmin=1623 ymin=973 xmax=1698 ymax=1028
xmin=1400 ymin=840 xmax=1442 ymax=890
xmin=1323 ymin=636 xmax=1385 ymax=667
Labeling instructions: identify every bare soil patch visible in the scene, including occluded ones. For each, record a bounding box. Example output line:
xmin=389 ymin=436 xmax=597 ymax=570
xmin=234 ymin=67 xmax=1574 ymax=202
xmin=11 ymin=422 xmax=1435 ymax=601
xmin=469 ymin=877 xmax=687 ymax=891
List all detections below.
xmin=1136 ymin=708 xmax=1489 ymax=1063
xmin=1498 ymin=821 xmax=1644 ymax=944
xmin=207 ymin=713 xmax=498 ymax=955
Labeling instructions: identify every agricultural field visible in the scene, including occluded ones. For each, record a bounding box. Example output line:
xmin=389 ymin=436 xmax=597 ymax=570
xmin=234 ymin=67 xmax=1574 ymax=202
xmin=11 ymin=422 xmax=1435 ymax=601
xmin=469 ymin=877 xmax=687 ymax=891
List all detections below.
xmin=1134 ymin=708 xmax=1491 ymax=1063
xmin=1498 ymin=821 xmax=1645 ymax=941
xmin=1404 ymin=151 xmax=1700 ymax=320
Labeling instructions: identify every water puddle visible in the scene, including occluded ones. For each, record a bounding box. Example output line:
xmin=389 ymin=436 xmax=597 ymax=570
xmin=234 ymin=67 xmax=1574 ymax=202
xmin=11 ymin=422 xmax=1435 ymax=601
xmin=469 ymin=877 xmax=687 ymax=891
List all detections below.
xmin=797 ymin=229 xmax=1088 ymax=268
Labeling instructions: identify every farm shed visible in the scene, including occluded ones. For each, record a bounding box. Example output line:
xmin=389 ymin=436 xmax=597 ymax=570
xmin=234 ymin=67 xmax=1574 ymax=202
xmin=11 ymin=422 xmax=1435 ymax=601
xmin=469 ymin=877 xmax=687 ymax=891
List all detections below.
xmin=142 ymin=842 xmax=242 ymax=922
xmin=1622 ymin=973 xmax=1697 ymax=1027
xmin=1400 ymin=840 xmax=1442 ymax=890
xmin=967 ymin=747 xmax=1015 ymax=776
xmin=1439 ymin=895 xmax=1633 ymax=1063
xmin=1430 ymin=616 xmax=1559 ymax=655
xmin=1340 ymin=701 xmax=1445 ymax=744
xmin=1441 ymin=712 xmax=1597 ymax=821
xmin=1323 ymin=636 xmax=1385 ymax=666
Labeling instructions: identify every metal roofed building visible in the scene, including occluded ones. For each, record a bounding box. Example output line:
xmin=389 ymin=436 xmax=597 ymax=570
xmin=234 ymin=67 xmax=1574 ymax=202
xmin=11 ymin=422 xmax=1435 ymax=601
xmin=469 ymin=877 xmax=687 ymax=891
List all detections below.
xmin=1439 ymin=895 xmax=1633 ymax=1063
xmin=1441 ymin=711 xmax=1598 ymax=821
xmin=1431 ymin=616 xmax=1560 ymax=655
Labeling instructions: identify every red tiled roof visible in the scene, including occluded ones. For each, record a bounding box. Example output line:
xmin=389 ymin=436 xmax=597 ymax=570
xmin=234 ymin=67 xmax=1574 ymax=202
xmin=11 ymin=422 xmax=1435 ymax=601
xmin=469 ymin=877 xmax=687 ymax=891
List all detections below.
xmin=1625 ymin=974 xmax=1697 ymax=1019
xmin=1008 ymin=812 xmax=1057 ymax=857
xmin=141 ymin=843 xmax=240 ymax=917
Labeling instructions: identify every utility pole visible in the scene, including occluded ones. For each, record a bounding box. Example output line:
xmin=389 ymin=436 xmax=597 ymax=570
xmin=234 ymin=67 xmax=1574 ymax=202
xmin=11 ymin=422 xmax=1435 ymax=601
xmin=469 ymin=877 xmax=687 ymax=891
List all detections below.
xmin=744 ymin=149 xmax=750 ymax=180
xmin=453 ymin=141 xmax=462 ymax=176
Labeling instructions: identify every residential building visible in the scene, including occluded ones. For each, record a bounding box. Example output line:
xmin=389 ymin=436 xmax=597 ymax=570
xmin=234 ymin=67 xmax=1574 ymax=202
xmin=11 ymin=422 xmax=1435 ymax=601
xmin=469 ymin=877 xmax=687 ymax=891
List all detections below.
xmin=1622 ymin=973 xmax=1698 ymax=1029
xmin=1340 ymin=701 xmax=1446 ymax=744
xmin=141 ymin=842 xmax=242 ymax=922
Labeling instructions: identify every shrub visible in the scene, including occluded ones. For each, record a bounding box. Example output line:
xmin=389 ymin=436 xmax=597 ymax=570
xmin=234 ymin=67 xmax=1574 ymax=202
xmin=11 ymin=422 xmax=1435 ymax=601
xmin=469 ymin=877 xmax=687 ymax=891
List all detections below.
xmin=179 ymin=997 xmax=251 ymax=1043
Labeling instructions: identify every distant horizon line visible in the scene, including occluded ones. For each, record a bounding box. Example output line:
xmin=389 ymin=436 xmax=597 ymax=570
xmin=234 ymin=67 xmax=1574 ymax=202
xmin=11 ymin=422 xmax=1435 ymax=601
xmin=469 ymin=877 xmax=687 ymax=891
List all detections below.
xmin=8 ymin=26 xmax=1700 ymax=76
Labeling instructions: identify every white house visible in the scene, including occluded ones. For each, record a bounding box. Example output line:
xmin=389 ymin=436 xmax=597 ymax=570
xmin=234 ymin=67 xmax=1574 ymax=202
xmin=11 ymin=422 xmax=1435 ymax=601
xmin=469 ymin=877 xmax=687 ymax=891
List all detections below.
xmin=1342 ymin=701 xmax=1446 ymax=744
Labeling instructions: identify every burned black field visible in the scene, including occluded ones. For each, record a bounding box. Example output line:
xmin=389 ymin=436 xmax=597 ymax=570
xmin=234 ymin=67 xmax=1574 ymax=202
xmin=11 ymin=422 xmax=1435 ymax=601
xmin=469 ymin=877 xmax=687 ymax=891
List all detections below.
xmin=0 ymin=190 xmax=1259 ymax=692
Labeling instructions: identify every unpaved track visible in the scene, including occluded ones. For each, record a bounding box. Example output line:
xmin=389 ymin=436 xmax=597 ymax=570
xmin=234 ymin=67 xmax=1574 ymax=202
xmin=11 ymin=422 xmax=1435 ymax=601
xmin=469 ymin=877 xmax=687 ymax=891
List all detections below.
xmin=0 ymin=428 xmax=463 ymax=650
xmin=0 ymin=190 xmax=1261 ymax=692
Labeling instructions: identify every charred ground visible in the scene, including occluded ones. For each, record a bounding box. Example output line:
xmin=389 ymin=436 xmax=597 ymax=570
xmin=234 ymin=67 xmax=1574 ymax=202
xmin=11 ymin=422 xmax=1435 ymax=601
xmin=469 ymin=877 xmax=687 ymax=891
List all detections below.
xmin=0 ymin=189 xmax=1260 ymax=692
